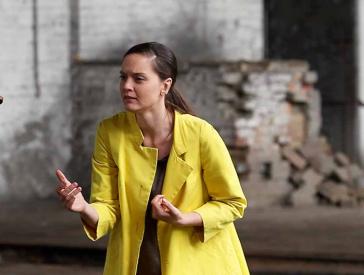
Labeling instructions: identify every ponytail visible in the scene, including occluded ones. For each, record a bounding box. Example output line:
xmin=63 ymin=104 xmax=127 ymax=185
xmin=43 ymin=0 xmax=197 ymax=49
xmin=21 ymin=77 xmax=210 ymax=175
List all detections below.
xmin=165 ymin=87 xmax=195 ymax=116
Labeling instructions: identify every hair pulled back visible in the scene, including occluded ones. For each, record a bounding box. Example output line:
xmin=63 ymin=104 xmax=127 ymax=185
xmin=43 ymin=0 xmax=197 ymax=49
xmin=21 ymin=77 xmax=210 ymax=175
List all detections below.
xmin=123 ymin=42 xmax=194 ymax=115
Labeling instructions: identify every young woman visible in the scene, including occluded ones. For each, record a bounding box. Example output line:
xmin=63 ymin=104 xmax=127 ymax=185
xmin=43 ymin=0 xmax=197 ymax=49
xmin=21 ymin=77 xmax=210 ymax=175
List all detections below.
xmin=56 ymin=42 xmax=250 ymax=275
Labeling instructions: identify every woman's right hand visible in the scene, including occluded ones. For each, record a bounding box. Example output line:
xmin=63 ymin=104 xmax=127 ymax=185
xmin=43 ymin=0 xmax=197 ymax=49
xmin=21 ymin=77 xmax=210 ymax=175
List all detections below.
xmin=56 ymin=169 xmax=87 ymax=213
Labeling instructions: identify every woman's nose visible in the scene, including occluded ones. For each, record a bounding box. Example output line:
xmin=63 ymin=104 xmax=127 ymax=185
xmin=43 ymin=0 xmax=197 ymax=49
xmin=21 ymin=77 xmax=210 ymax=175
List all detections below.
xmin=121 ymin=77 xmax=133 ymax=91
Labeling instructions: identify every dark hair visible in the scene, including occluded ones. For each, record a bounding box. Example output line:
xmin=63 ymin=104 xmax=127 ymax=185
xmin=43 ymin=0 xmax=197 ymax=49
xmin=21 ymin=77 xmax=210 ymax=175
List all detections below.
xmin=123 ymin=42 xmax=194 ymax=115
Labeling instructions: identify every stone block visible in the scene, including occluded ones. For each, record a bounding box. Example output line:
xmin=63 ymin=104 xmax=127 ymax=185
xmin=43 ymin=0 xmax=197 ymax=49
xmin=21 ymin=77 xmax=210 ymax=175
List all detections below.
xmin=317 ymin=181 xmax=350 ymax=204
xmin=309 ymin=154 xmax=336 ymax=176
xmin=302 ymin=168 xmax=323 ymax=186
xmin=307 ymin=90 xmax=322 ymax=139
xmin=289 ymin=186 xmax=318 ymax=207
xmin=267 ymin=72 xmax=292 ymax=83
xmin=287 ymin=81 xmax=302 ymax=94
xmin=234 ymin=136 xmax=249 ymax=148
xmin=281 ymin=146 xmax=307 ymax=170
xmin=221 ymin=72 xmax=242 ymax=86
xmin=247 ymin=73 xmax=267 ymax=85
xmin=267 ymin=60 xmax=309 ymax=73
xmin=333 ymin=166 xmax=351 ymax=183
xmin=299 ymin=140 xmax=320 ymax=159
xmin=271 ymin=160 xmax=290 ymax=181
xmin=335 ymin=152 xmax=351 ymax=166
xmin=349 ymin=164 xmax=364 ymax=180
xmin=287 ymin=108 xmax=306 ymax=147
xmin=217 ymin=85 xmax=238 ymax=102
xmin=303 ymin=71 xmax=318 ymax=84
xmin=239 ymin=61 xmax=268 ymax=73
xmin=289 ymin=170 xmax=304 ymax=187
xmin=293 ymin=91 xmax=309 ymax=103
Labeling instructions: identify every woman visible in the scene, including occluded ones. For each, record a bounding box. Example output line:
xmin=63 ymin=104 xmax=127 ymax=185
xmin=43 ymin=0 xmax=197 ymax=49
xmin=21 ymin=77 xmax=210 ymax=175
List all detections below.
xmin=56 ymin=42 xmax=249 ymax=275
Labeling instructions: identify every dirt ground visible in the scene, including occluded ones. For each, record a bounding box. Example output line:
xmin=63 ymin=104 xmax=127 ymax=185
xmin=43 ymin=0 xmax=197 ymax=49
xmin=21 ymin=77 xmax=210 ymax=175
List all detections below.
xmin=0 ymin=200 xmax=363 ymax=274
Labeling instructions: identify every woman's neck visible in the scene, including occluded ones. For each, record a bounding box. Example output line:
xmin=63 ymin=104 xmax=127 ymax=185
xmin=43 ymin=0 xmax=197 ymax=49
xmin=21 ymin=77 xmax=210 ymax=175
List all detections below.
xmin=135 ymin=107 xmax=174 ymax=144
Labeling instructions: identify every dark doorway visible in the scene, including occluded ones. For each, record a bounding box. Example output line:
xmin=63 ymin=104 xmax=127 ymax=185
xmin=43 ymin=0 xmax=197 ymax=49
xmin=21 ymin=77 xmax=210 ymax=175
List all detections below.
xmin=265 ymin=0 xmax=357 ymax=159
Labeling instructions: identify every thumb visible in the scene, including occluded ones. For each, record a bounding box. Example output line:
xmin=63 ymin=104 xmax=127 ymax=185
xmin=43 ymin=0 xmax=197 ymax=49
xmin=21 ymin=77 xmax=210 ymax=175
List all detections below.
xmin=161 ymin=198 xmax=178 ymax=214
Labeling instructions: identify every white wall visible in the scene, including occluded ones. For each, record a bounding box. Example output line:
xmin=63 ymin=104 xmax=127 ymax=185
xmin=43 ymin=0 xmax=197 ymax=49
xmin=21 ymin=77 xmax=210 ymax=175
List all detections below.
xmin=79 ymin=0 xmax=264 ymax=61
xmin=0 ymin=0 xmax=71 ymax=199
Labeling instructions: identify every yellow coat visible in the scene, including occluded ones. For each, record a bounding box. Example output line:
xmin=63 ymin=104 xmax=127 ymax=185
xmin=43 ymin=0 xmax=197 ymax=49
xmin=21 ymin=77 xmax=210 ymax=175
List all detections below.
xmin=83 ymin=110 xmax=250 ymax=275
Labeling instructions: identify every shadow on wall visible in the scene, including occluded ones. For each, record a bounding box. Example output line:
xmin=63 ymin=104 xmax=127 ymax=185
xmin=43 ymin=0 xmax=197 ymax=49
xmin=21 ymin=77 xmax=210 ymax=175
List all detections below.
xmin=88 ymin=10 xmax=219 ymax=63
xmin=164 ymin=10 xmax=220 ymax=61
xmin=1 ymin=98 xmax=71 ymax=201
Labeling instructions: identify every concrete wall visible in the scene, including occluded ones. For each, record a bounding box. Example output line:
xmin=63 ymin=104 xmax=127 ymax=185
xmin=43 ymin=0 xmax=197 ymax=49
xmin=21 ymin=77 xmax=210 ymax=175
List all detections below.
xmin=0 ymin=0 xmax=71 ymax=199
xmin=79 ymin=0 xmax=264 ymax=62
xmin=0 ymin=0 xmax=264 ymax=199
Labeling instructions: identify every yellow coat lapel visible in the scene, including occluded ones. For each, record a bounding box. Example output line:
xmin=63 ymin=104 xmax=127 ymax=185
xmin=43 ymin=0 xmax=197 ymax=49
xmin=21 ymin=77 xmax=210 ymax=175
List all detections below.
xmin=162 ymin=111 xmax=193 ymax=202
xmin=126 ymin=110 xmax=193 ymax=203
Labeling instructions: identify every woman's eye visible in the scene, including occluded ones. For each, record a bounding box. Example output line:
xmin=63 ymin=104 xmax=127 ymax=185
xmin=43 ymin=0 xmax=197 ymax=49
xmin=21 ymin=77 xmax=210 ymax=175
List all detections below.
xmin=135 ymin=76 xmax=145 ymax=83
xmin=119 ymin=74 xmax=126 ymax=80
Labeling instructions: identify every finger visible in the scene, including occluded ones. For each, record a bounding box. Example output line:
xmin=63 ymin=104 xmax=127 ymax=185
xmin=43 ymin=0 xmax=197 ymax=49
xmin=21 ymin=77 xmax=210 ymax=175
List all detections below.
xmin=151 ymin=194 xmax=164 ymax=204
xmin=151 ymin=200 xmax=167 ymax=218
xmin=161 ymin=198 xmax=178 ymax=214
xmin=65 ymin=187 xmax=82 ymax=201
xmin=56 ymin=186 xmax=63 ymax=195
xmin=56 ymin=182 xmax=72 ymax=194
xmin=62 ymin=182 xmax=78 ymax=196
xmin=56 ymin=169 xmax=71 ymax=187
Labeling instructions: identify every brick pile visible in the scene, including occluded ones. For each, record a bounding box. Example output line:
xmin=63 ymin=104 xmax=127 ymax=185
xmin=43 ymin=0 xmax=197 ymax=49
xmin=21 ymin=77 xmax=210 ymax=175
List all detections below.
xmin=217 ymin=60 xmax=364 ymax=207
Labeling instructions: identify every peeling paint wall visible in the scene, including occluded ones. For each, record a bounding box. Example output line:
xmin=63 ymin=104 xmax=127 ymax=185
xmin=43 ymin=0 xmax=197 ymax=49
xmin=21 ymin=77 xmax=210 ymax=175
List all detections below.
xmin=0 ymin=0 xmax=71 ymax=200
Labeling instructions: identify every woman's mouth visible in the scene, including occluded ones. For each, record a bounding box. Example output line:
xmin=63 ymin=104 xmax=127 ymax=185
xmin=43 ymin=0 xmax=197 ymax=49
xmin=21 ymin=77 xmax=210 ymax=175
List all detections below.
xmin=123 ymin=96 xmax=137 ymax=101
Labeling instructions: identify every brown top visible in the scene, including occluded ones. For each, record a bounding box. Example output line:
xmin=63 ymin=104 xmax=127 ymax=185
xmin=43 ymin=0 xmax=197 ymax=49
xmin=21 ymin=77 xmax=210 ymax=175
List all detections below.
xmin=136 ymin=154 xmax=169 ymax=275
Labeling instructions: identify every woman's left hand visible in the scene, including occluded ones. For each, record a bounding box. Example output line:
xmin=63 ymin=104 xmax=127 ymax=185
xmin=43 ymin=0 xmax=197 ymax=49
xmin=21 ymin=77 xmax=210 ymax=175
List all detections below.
xmin=151 ymin=195 xmax=184 ymax=226
xmin=151 ymin=195 xmax=203 ymax=227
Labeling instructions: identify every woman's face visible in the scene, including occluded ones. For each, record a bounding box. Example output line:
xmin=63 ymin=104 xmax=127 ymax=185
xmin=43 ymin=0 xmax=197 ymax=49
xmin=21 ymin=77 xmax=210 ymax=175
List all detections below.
xmin=120 ymin=53 xmax=171 ymax=113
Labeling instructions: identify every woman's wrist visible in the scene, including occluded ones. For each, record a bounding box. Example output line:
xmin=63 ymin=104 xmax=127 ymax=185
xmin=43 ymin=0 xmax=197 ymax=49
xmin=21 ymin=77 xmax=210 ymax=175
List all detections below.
xmin=80 ymin=202 xmax=92 ymax=216
xmin=176 ymin=212 xmax=203 ymax=227
xmin=79 ymin=203 xmax=99 ymax=230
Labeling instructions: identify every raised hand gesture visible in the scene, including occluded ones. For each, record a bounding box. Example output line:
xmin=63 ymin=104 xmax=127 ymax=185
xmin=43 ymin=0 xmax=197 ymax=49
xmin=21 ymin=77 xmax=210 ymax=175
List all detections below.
xmin=55 ymin=169 xmax=86 ymax=213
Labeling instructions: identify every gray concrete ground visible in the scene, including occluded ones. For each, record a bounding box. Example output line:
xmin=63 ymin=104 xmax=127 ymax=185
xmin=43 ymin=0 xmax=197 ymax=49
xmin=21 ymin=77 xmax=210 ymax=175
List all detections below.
xmin=0 ymin=200 xmax=364 ymax=274
xmin=0 ymin=263 xmax=103 ymax=275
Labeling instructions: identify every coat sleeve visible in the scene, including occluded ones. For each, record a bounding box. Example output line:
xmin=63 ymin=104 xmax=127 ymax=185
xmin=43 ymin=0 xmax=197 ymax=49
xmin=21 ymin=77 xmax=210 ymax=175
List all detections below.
xmin=83 ymin=121 xmax=120 ymax=241
xmin=193 ymin=121 xmax=247 ymax=243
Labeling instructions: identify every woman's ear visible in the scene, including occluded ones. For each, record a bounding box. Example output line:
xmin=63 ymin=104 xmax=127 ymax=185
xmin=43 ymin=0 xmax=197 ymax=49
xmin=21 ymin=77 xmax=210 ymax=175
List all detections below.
xmin=163 ymin=78 xmax=173 ymax=95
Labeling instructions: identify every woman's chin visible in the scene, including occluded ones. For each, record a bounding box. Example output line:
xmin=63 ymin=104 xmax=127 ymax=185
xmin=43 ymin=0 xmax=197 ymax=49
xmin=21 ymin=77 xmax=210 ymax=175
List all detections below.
xmin=123 ymin=104 xmax=140 ymax=112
